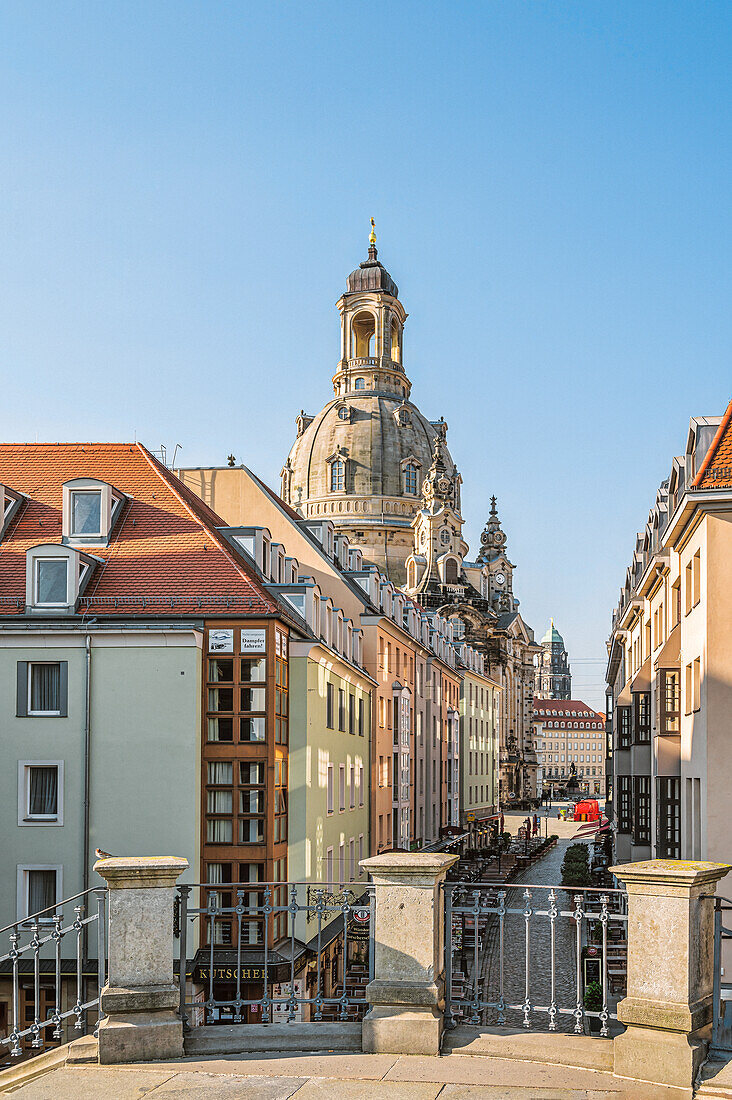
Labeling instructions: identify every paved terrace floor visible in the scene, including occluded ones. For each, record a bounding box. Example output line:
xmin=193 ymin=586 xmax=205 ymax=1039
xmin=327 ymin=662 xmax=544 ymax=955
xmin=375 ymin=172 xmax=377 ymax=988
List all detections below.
xmin=4 ymin=1051 xmax=688 ymax=1099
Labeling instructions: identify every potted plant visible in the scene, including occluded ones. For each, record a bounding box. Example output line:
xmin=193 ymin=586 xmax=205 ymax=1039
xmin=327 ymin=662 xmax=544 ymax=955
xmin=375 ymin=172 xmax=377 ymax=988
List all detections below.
xmin=583 ymin=980 xmax=603 ymax=1034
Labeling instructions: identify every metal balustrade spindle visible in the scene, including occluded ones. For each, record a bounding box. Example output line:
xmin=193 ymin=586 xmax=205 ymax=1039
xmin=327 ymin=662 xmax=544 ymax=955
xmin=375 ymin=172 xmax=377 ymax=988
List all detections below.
xmin=573 ymin=893 xmax=584 ymax=1033
xmin=262 ymin=885 xmax=271 ymax=1024
xmin=470 ymin=889 xmax=481 ymax=1024
xmin=599 ymin=894 xmax=609 ymax=1037
xmin=73 ymin=905 xmax=84 ymax=1029
xmin=548 ymin=889 xmax=557 ymax=1031
xmin=522 ymin=888 xmax=532 ymax=1028
xmin=207 ymin=893 xmax=216 ymax=1024
xmin=497 ymin=889 xmax=506 ymax=1025
xmin=288 ymin=884 xmax=298 ymax=1021
xmin=31 ymin=920 xmax=42 ymax=1047
xmin=314 ymin=888 xmax=324 ymax=1020
xmin=52 ymin=914 xmax=63 ymax=1039
xmin=234 ymin=889 xmax=244 ymax=1022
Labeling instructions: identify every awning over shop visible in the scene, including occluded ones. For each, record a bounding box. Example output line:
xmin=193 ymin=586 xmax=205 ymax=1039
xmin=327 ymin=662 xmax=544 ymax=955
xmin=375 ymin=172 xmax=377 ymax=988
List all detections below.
xmin=631 ymin=656 xmax=651 ymax=693
xmin=655 ymin=624 xmax=681 ymax=669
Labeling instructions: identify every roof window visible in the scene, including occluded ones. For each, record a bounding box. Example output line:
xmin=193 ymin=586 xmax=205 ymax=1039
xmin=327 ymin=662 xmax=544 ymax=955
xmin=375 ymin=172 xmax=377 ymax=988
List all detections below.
xmin=0 ymin=484 xmax=25 ymax=543
xmin=25 ymin=544 xmax=98 ymax=613
xmin=62 ymin=479 xmax=126 ymax=547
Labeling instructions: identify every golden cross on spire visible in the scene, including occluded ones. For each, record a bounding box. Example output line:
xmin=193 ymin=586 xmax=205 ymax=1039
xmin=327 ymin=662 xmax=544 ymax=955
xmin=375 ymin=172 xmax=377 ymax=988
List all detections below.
xmin=369 ymin=217 xmax=376 ymax=246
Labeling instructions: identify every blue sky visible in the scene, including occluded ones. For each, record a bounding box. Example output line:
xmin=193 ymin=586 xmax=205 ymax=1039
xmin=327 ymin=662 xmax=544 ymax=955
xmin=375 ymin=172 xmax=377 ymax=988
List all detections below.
xmin=2 ymin=2 xmax=731 ymax=707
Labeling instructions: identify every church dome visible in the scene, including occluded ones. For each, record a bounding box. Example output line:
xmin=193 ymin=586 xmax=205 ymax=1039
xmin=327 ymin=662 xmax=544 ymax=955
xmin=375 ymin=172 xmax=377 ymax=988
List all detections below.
xmin=281 ymin=227 xmax=455 ymax=584
xmin=285 ymin=396 xmax=453 ymax=507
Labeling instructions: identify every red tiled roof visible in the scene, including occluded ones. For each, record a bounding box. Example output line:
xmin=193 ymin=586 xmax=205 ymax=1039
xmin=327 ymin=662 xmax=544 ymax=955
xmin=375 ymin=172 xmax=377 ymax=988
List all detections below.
xmin=532 ymin=699 xmax=603 ymax=722
xmin=692 ymin=397 xmax=732 ymax=489
xmin=0 ymin=443 xmax=278 ymax=617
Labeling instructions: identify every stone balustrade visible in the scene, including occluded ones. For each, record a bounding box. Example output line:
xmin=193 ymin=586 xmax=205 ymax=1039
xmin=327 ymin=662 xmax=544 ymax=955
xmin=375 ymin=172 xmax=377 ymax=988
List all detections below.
xmin=93 ymin=851 xmax=730 ymax=1090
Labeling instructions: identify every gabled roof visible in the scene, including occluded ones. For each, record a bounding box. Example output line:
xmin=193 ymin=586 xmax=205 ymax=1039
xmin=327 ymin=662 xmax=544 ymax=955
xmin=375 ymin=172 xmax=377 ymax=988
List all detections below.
xmin=692 ymin=397 xmax=732 ymax=489
xmin=0 ymin=443 xmax=278 ymax=617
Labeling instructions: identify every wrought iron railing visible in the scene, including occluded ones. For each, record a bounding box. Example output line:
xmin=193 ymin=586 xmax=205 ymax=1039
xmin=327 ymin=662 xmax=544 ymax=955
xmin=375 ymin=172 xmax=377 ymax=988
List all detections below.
xmin=176 ymin=882 xmax=374 ymax=1027
xmin=0 ymin=888 xmax=107 ymax=1058
xmin=445 ymin=882 xmax=628 ymax=1036
xmin=711 ymin=895 xmax=732 ymax=1057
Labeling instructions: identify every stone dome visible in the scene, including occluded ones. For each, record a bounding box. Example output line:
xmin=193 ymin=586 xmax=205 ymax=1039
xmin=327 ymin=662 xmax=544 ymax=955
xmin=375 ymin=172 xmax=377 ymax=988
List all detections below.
xmin=285 ymin=395 xmax=454 ymax=507
xmin=281 ymin=235 xmax=456 ymax=584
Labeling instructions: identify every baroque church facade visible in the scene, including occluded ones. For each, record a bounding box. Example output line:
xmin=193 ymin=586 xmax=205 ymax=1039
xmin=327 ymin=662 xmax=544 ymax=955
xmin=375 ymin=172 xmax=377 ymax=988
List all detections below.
xmin=283 ymin=229 xmax=541 ymax=804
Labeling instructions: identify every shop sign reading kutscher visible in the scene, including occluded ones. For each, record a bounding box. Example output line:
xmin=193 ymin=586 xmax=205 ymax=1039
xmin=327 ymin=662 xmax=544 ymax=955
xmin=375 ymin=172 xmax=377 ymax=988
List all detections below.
xmin=241 ymin=629 xmax=267 ymax=654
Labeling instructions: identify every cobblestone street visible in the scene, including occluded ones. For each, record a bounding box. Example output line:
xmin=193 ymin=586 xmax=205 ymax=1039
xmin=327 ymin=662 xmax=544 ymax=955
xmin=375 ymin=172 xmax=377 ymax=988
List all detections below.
xmin=452 ymin=808 xmax=619 ymax=1036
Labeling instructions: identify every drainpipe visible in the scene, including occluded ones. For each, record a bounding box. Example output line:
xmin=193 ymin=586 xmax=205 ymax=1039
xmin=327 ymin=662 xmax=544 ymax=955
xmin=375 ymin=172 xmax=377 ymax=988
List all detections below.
xmin=82 ymin=633 xmax=92 ymax=1018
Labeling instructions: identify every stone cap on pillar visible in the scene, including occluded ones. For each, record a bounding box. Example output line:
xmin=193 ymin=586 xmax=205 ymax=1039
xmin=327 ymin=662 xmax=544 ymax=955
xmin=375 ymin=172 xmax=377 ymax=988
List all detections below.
xmin=94 ymin=856 xmax=189 ymax=890
xmin=360 ymin=853 xmax=458 ymax=886
xmin=610 ymin=859 xmax=731 ymax=897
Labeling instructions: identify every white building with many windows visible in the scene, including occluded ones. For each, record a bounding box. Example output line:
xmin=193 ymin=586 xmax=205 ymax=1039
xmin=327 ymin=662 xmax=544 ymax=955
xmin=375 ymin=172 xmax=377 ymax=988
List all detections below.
xmin=533 ymin=699 xmax=606 ymax=798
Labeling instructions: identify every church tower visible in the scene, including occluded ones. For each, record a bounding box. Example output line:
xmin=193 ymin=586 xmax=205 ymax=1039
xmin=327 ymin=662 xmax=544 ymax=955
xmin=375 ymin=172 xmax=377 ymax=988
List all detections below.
xmin=535 ymin=620 xmax=572 ymax=698
xmin=476 ymin=497 xmax=518 ymax=614
xmin=404 ymin=431 xmax=467 ymax=594
xmin=281 ymin=222 xmax=454 ymax=585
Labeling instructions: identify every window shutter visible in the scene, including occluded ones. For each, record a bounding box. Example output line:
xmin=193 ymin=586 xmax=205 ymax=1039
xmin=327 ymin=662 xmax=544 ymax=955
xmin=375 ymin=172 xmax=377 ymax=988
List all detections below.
xmin=59 ymin=662 xmax=68 ymax=718
xmin=16 ymin=662 xmax=28 ymax=717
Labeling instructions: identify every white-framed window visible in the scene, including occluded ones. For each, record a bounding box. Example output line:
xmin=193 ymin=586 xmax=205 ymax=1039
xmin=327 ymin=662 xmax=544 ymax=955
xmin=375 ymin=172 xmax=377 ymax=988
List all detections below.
xmin=326 ymin=847 xmax=334 ymax=887
xmin=17 ymin=661 xmax=68 ymax=718
xmin=349 ymin=838 xmax=355 ymax=881
xmin=70 ymin=490 xmax=102 ymax=537
xmin=327 ymin=764 xmax=334 ymax=815
xmin=18 ymin=761 xmax=64 ymax=826
xmin=17 ymin=865 xmax=63 ymax=924
xmin=339 ymin=764 xmax=346 ymax=812
xmin=28 ymin=663 xmax=62 ymax=716
xmin=331 ymin=459 xmax=345 ymax=493
xmin=35 ymin=558 xmax=68 ymax=606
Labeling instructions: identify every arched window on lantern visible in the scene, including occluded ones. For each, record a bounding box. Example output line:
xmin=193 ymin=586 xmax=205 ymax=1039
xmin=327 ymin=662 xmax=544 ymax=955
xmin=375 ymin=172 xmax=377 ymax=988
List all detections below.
xmin=330 ymin=459 xmax=345 ymax=493
xmin=351 ymin=311 xmax=375 ymax=358
xmin=354 ymin=377 xmax=366 ymax=391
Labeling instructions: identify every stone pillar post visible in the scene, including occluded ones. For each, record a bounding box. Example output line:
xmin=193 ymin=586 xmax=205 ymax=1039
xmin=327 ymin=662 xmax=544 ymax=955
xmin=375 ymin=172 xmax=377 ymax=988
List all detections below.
xmin=360 ymin=852 xmax=458 ymax=1056
xmin=610 ymin=858 xmax=731 ymax=1090
xmin=95 ymin=856 xmax=189 ymax=1064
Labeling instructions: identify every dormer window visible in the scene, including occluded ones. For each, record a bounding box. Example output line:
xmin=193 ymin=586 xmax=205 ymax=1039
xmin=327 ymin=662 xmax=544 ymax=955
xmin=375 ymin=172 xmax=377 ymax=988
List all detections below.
xmin=62 ymin=479 xmax=125 ymax=547
xmin=0 ymin=484 xmax=25 ymax=543
xmin=26 ymin=544 xmax=97 ymax=613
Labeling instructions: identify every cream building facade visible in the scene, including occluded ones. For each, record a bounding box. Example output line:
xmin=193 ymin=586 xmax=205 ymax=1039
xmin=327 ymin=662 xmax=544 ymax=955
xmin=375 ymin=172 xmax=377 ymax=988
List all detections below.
xmin=606 ymin=400 xmax=732 ymax=865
